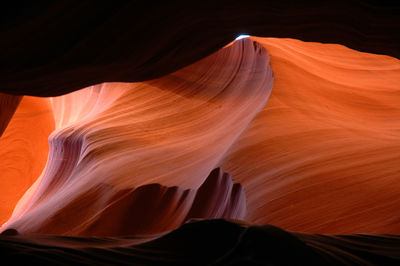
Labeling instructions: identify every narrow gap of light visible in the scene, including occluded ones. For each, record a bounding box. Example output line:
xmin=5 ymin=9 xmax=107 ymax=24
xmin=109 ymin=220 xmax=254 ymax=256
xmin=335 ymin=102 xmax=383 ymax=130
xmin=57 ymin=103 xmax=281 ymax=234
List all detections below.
xmin=235 ymin=34 xmax=250 ymax=40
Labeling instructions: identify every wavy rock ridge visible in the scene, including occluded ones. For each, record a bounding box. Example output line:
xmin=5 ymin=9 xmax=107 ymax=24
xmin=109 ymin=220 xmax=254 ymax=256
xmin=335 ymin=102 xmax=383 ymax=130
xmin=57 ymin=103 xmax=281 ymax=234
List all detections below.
xmin=1 ymin=38 xmax=272 ymax=235
xmin=221 ymin=37 xmax=400 ymax=234
xmin=2 ymin=37 xmax=400 ymax=237
xmin=0 ymin=13 xmax=400 ymax=262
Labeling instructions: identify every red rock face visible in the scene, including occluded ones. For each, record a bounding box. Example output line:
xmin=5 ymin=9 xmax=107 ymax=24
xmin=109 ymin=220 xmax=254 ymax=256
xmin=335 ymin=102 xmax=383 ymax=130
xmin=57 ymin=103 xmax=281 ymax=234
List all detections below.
xmin=1 ymin=39 xmax=271 ymax=235
xmin=2 ymin=36 xmax=400 ymax=237
xmin=0 ymin=96 xmax=54 ymax=225
xmin=1 ymin=2 xmax=400 ymax=264
xmin=221 ymin=37 xmax=400 ymax=234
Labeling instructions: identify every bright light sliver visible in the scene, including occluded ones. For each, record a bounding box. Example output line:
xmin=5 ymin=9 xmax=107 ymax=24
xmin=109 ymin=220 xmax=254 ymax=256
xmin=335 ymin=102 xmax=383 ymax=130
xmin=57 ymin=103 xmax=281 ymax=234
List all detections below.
xmin=235 ymin=35 xmax=250 ymax=40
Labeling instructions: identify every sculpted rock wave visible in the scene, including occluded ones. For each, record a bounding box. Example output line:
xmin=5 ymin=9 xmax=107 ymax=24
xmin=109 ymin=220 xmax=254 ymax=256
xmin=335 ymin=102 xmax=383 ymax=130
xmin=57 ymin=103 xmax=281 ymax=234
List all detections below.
xmin=1 ymin=39 xmax=272 ymax=235
xmin=221 ymin=37 xmax=400 ymax=234
xmin=1 ymin=35 xmax=400 ymax=264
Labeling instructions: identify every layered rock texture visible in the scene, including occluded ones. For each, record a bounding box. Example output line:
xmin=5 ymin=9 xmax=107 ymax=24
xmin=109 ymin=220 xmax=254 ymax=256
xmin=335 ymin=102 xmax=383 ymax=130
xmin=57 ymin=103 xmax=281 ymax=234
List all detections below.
xmin=221 ymin=37 xmax=400 ymax=234
xmin=1 ymin=1 xmax=400 ymax=265
xmin=2 ymin=39 xmax=270 ymax=235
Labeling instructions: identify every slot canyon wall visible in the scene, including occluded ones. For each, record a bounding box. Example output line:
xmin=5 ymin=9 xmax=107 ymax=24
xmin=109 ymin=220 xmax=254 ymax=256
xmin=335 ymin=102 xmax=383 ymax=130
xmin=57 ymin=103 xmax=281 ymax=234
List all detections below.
xmin=1 ymin=1 xmax=400 ymax=265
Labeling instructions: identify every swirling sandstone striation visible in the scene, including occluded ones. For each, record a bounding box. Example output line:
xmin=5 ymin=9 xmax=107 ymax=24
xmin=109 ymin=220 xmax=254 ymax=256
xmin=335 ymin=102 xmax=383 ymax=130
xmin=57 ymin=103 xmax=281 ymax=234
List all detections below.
xmin=2 ymin=37 xmax=400 ymax=236
xmin=221 ymin=37 xmax=400 ymax=234
xmin=2 ymin=36 xmax=400 ymax=238
xmin=1 ymin=39 xmax=272 ymax=235
xmin=0 ymin=2 xmax=399 ymax=264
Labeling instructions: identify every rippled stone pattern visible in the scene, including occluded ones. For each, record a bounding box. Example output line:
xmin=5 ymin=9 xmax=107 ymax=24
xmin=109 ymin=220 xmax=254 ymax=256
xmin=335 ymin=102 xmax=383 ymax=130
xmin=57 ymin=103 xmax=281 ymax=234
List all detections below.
xmin=1 ymin=2 xmax=400 ymax=262
xmin=221 ymin=37 xmax=400 ymax=234
xmin=1 ymin=39 xmax=272 ymax=235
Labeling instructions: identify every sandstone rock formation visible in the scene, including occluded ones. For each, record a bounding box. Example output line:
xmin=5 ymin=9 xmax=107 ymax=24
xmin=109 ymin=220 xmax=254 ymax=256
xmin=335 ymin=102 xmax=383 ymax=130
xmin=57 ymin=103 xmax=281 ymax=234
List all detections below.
xmin=2 ymin=39 xmax=271 ymax=235
xmin=1 ymin=1 xmax=400 ymax=264
xmin=0 ymin=96 xmax=54 ymax=225
xmin=221 ymin=37 xmax=400 ymax=234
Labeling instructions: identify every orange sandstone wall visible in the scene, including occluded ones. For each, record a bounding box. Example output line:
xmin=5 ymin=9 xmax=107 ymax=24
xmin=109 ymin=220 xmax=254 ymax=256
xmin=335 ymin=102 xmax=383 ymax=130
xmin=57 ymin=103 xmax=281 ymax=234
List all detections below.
xmin=1 ymin=37 xmax=400 ymax=236
xmin=0 ymin=97 xmax=54 ymax=224
xmin=221 ymin=37 xmax=400 ymax=234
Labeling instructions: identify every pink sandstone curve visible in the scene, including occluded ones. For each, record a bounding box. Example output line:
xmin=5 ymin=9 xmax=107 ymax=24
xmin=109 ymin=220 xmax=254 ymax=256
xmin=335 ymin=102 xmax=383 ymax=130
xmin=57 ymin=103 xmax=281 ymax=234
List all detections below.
xmin=1 ymin=38 xmax=272 ymax=235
